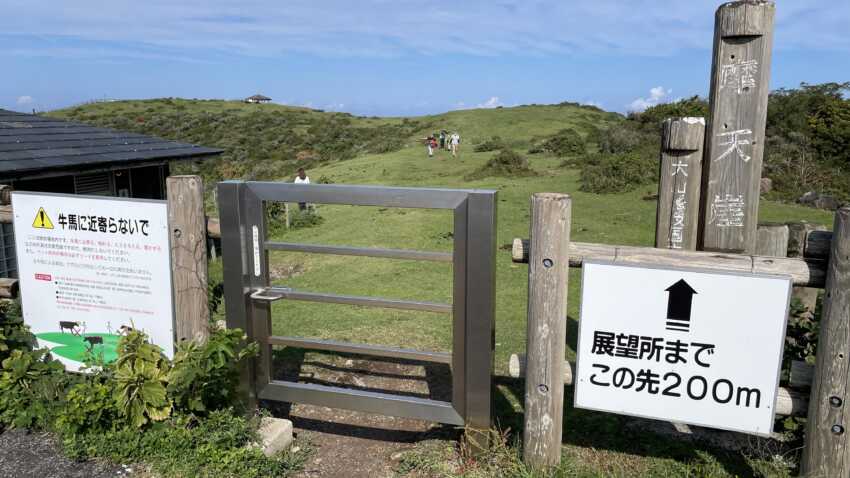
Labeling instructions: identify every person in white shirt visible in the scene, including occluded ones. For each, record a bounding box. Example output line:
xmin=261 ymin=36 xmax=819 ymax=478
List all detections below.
xmin=450 ymin=133 xmax=461 ymax=157
xmin=294 ymin=167 xmax=310 ymax=210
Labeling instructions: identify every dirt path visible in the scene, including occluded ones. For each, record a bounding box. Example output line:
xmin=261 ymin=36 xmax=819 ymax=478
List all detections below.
xmin=0 ymin=428 xmax=128 ymax=478
xmin=270 ymin=352 xmax=463 ymax=478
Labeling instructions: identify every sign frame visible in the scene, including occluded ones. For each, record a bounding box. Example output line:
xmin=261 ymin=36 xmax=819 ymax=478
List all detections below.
xmin=11 ymin=190 xmax=178 ymax=370
xmin=573 ymin=259 xmax=792 ymax=437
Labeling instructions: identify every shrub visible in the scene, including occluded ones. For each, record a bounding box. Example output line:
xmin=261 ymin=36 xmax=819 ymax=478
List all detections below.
xmin=0 ymin=348 xmax=67 ymax=429
xmin=56 ymin=378 xmax=119 ymax=435
xmin=598 ymin=125 xmax=656 ymax=154
xmin=473 ymin=136 xmax=508 ymax=152
xmin=467 ymin=149 xmax=536 ymax=180
xmin=579 ymin=150 xmax=657 ymax=194
xmin=535 ymin=128 xmax=586 ymax=156
xmin=167 ymin=328 xmax=257 ymax=415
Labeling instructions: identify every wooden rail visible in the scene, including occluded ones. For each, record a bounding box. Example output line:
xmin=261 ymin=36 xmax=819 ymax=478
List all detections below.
xmin=511 ymin=237 xmax=828 ymax=288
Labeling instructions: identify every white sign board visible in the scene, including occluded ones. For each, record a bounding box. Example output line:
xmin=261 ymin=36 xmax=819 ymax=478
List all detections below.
xmin=574 ymin=261 xmax=791 ymax=436
xmin=12 ymin=192 xmax=174 ymax=371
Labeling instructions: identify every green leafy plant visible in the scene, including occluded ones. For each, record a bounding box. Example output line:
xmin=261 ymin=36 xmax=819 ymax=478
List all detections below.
xmin=113 ymin=330 xmax=172 ymax=427
xmin=0 ymin=348 xmax=67 ymax=428
xmin=0 ymin=301 xmax=34 ymax=362
xmin=167 ymin=328 xmax=258 ymax=415
xmin=56 ymin=378 xmax=119 ymax=434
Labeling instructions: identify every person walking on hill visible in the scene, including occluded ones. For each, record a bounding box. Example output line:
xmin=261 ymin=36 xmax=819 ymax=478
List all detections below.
xmin=294 ymin=167 xmax=310 ymax=210
xmin=439 ymin=131 xmax=446 ymax=150
xmin=450 ymin=132 xmax=461 ymax=157
xmin=425 ymin=135 xmax=437 ymax=158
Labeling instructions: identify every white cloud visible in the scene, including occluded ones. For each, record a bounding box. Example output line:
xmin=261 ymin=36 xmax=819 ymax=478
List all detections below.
xmin=477 ymin=96 xmax=503 ymax=108
xmin=628 ymin=86 xmax=671 ymax=112
xmin=0 ymin=1 xmax=845 ymax=63
xmin=16 ymin=95 xmax=33 ymax=105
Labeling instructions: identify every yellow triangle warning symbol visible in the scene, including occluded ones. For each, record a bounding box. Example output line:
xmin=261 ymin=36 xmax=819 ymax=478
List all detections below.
xmin=32 ymin=207 xmax=54 ymax=229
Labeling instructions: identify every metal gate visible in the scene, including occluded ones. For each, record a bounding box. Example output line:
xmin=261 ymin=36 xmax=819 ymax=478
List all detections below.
xmin=218 ymin=181 xmax=496 ymax=431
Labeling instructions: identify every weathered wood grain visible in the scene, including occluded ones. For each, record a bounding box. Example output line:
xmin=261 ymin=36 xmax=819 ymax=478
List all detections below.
xmin=756 ymin=223 xmax=789 ymax=257
xmin=511 ymin=238 xmax=826 ymax=287
xmin=788 ymin=221 xmax=828 ymax=320
xmin=802 ymin=207 xmax=850 ymax=477
xmin=0 ymin=278 xmax=18 ymax=299
xmin=167 ymin=175 xmax=210 ymax=345
xmin=510 ymin=353 xmax=573 ymax=385
xmin=0 ymin=185 xmax=11 ymax=206
xmin=699 ymin=1 xmax=775 ymax=254
xmin=790 ymin=360 xmax=814 ymax=389
xmin=656 ymin=117 xmax=705 ymax=250
xmin=523 ymin=193 xmax=571 ymax=468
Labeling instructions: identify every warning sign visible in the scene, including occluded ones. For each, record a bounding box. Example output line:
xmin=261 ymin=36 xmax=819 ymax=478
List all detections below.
xmin=32 ymin=207 xmax=54 ymax=229
xmin=11 ymin=191 xmax=174 ymax=372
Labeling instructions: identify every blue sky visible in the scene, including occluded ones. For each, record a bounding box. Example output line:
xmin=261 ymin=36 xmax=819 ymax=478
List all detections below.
xmin=1 ymin=1 xmax=848 ymax=116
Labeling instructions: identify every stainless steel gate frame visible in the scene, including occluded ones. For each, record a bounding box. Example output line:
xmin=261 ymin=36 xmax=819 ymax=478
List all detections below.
xmin=218 ymin=181 xmax=496 ymax=431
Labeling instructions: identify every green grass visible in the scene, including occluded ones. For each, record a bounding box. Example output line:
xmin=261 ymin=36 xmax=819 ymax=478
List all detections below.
xmin=213 ymin=145 xmax=828 ymax=477
xmin=60 ymin=99 xmax=835 ymax=477
xmin=36 ymin=332 xmax=120 ymax=363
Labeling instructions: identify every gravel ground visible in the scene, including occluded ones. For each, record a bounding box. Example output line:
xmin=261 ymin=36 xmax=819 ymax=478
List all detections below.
xmin=0 ymin=428 xmax=131 ymax=478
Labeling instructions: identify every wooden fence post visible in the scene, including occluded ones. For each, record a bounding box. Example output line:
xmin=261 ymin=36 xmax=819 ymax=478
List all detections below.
xmin=802 ymin=207 xmax=850 ymax=476
xmin=655 ymin=117 xmax=705 ymax=250
xmin=523 ymin=193 xmax=571 ymax=468
xmin=699 ymin=0 xmax=775 ymax=254
xmin=755 ymin=223 xmax=788 ymax=257
xmin=167 ymin=175 xmax=211 ymax=344
xmin=787 ymin=221 xmax=827 ymax=320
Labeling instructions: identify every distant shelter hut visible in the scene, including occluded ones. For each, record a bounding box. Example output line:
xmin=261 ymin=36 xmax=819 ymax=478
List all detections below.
xmin=245 ymin=94 xmax=272 ymax=104
xmin=0 ymin=108 xmax=223 ymax=278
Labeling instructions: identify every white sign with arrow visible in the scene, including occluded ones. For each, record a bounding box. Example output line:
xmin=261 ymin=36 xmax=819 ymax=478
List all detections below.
xmin=574 ymin=261 xmax=792 ymax=436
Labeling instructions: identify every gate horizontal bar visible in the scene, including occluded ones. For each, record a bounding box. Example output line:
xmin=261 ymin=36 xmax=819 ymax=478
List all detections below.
xmin=258 ymin=380 xmax=464 ymax=425
xmin=251 ymin=287 xmax=452 ymax=314
xmin=267 ymin=335 xmax=453 ymax=364
xmin=265 ymin=241 xmax=453 ymax=262
xmin=234 ymin=181 xmax=490 ymax=209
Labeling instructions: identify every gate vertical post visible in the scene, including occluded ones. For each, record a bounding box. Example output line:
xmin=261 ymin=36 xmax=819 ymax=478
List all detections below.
xmin=243 ymin=185 xmax=273 ymax=394
xmin=459 ymin=191 xmax=497 ymax=451
xmin=522 ymin=193 xmax=571 ymax=469
xmin=698 ymin=0 xmax=775 ymax=254
xmin=218 ymin=180 xmax=256 ymax=410
xmin=655 ymin=118 xmax=704 ymax=251
xmin=802 ymin=207 xmax=850 ymax=476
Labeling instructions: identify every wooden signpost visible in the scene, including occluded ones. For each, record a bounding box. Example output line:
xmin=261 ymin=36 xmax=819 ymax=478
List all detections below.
xmin=699 ymin=0 xmax=775 ymax=254
xmin=655 ymin=117 xmax=705 ymax=250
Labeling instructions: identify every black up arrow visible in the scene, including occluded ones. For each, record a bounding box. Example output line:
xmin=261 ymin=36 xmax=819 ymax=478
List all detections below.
xmin=665 ymin=279 xmax=697 ymax=332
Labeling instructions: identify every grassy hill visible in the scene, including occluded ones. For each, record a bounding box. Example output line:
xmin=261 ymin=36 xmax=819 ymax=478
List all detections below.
xmin=48 ymin=99 xmax=834 ymax=476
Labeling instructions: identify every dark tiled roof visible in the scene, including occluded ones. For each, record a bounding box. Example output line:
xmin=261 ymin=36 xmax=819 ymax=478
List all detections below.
xmin=0 ymin=109 xmax=223 ymax=177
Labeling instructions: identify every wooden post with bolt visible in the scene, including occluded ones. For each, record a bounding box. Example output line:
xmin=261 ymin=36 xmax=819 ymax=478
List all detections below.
xmin=167 ymin=175 xmax=211 ymax=344
xmin=802 ymin=207 xmax=850 ymax=476
xmin=655 ymin=117 xmax=705 ymax=250
xmin=522 ymin=193 xmax=571 ymax=468
xmin=698 ymin=0 xmax=775 ymax=254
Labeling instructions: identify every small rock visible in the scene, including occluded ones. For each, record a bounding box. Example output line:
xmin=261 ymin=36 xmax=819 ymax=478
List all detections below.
xmin=760 ymin=177 xmax=772 ymax=194
xmin=798 ymin=191 xmax=818 ymax=205
xmin=257 ymin=417 xmax=294 ymax=457
xmin=344 ymin=359 xmax=354 ymax=367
